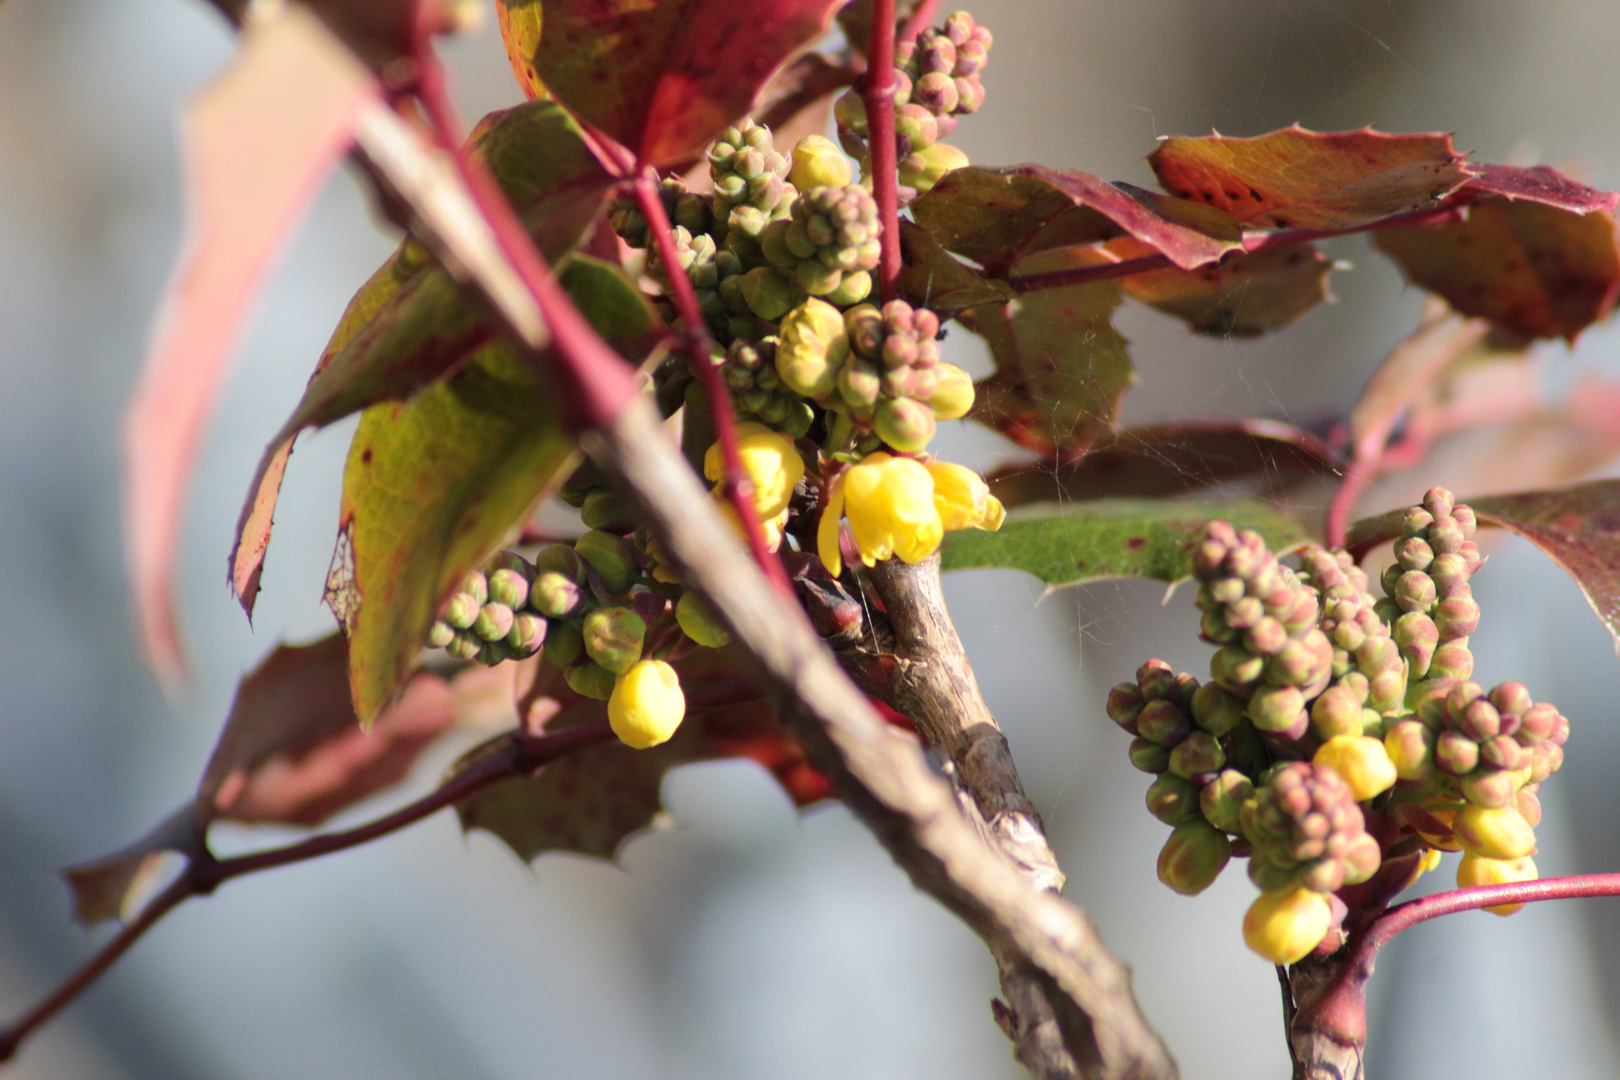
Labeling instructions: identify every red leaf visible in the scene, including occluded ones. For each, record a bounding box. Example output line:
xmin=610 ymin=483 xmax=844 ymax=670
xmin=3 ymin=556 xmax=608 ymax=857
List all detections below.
xmin=1374 ymin=197 xmax=1620 ymax=342
xmin=124 ymin=7 xmax=378 ymax=684
xmin=533 ymin=0 xmax=844 ymax=167
xmin=1149 ymin=125 xmax=1474 ymax=230
xmin=1108 ymin=237 xmax=1333 ymax=337
xmin=1347 ymin=479 xmax=1620 ymax=648
xmin=986 ymin=419 xmax=1342 ymax=509
xmin=909 ymin=165 xmax=1242 ymax=274
xmin=1462 ymin=164 xmax=1619 ymax=214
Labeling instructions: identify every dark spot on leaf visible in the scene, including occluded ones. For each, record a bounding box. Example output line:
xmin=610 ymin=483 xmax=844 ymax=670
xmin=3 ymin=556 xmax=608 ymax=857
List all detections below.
xmin=1224 ymin=191 xmax=1241 ymax=201
xmin=361 ymin=448 xmax=373 ymax=464
xmin=1126 ymin=536 xmax=1147 ymax=550
xmin=1248 ymin=188 xmax=1261 ymax=201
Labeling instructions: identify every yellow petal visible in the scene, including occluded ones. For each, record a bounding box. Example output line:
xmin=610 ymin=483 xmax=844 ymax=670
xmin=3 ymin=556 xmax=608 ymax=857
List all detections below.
xmin=817 ymin=473 xmax=846 ymax=578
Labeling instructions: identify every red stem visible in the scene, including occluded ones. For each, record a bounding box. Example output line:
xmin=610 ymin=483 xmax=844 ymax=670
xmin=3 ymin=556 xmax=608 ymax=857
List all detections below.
xmin=1324 ymin=457 xmax=1375 ymax=550
xmin=632 ymin=173 xmax=793 ymax=598
xmin=411 ymin=47 xmax=640 ymax=433
xmin=863 ymin=0 xmax=902 ymax=303
xmin=1364 ymin=872 xmax=1620 ymax=952
xmin=1005 ymin=204 xmax=1467 ymax=301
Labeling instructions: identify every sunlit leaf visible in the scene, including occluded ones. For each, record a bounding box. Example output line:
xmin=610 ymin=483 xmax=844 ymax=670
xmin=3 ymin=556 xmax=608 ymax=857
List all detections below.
xmin=533 ymin=0 xmax=843 ymax=166
xmin=1148 ymin=125 xmax=1473 ymax=230
xmin=910 ymin=165 xmax=1242 ymax=274
xmin=987 ymin=420 xmax=1340 ymax=509
xmin=1373 ymin=197 xmax=1620 ymax=342
xmin=126 ymin=6 xmax=378 ymax=684
xmin=495 ymin=0 xmax=546 ymax=100
xmin=940 ymin=498 xmax=1308 ymax=588
xmin=1348 ymin=480 xmax=1620 ymax=647
xmin=331 ymin=258 xmax=660 ymax=724
xmin=899 ymin=221 xmax=1014 ymax=313
xmin=230 ymin=100 xmax=615 ymax=615
xmin=957 ymin=248 xmax=1130 ymax=455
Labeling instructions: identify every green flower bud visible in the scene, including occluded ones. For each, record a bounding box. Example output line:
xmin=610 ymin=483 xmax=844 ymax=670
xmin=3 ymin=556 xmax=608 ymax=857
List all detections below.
xmin=1137 ymin=699 xmax=1192 ymax=745
xmin=1394 ymin=535 xmax=1435 ymax=572
xmin=1248 ymin=858 xmax=1301 ymax=895
xmin=565 ymin=660 xmax=617 ymax=701
xmin=1460 ymin=769 xmax=1516 ymax=809
xmin=581 ymin=490 xmax=633 ymax=532
xmin=823 ymin=269 xmax=873 ymax=308
xmin=543 ymin=618 xmax=584 ymax=667
xmin=675 ymin=591 xmax=732 ymax=649
xmin=1200 ymin=770 xmax=1254 ymax=832
xmin=1210 ymin=645 xmax=1265 ymax=695
xmin=783 ymin=400 xmax=816 ymax=438
xmin=1191 ymin=682 xmax=1244 ymax=737
xmin=898 ymin=142 xmax=969 ymax=194
xmin=460 ymin=571 xmax=489 ymax=606
xmin=1169 ymin=730 xmax=1226 ymax=779
xmin=1430 ymin=641 xmax=1474 ymax=681
xmin=1435 ymin=730 xmax=1479 ymax=775
xmin=505 ymin=612 xmax=547 ymax=658
xmin=1248 ymin=684 xmax=1305 ymax=733
xmin=582 ymin=606 xmax=647 ymax=675
xmin=536 ymin=543 xmax=585 ymax=581
xmin=575 ymin=530 xmax=639 ymax=595
xmin=1107 ymin=682 xmax=1145 ymax=734
xmin=1341 ymin=831 xmax=1383 ymax=884
xmin=472 ymin=602 xmax=515 ymax=642
xmin=1129 ymin=737 xmax=1171 ymax=773
xmin=1393 ymin=570 xmax=1437 ymax=612
xmin=1244 ymin=616 xmax=1288 ymax=656
xmin=427 ymin=620 xmax=456 ymax=649
xmin=739 ymin=266 xmax=796 ymax=321
xmin=1435 ymin=595 xmax=1480 ymax=641
xmin=838 ymin=357 xmax=883 ymax=410
xmin=928 ymin=362 xmax=975 ymax=421
xmin=913 ymin=71 xmax=960 ymax=114
xmin=442 ymin=591 xmax=481 ymax=630
xmin=446 ymin=630 xmax=481 ymax=660
xmin=874 ymin=396 xmax=937 ymax=453
xmin=776 ymin=298 xmax=849 ymax=399
xmin=531 ymin=570 xmax=586 ymax=619
xmin=1517 ymin=702 xmax=1559 ymax=745
xmin=1157 ymin=820 xmax=1231 ymax=896
xmin=1394 ymin=611 xmax=1439 ymax=677
xmin=894 ymin=103 xmax=939 ymax=152
xmin=833 ymin=90 xmax=867 ymax=135
xmin=487 ymin=567 xmax=531 ymax=610
xmin=1480 ymin=733 xmax=1525 ymax=772
xmin=1311 ymin=684 xmax=1364 ymax=740
xmin=1266 ymin=634 xmax=1327 ymax=687
xmin=1147 ymin=773 xmax=1201 ymax=824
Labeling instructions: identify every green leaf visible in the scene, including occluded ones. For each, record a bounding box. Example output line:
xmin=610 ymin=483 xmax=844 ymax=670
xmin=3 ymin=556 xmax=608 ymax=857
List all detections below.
xmin=957 ymin=248 xmax=1131 ymax=455
xmin=940 ymin=498 xmax=1308 ymax=588
xmin=899 ymin=221 xmax=1014 ymax=314
xmin=230 ymin=99 xmax=615 ymax=614
xmin=1148 ymin=125 xmax=1473 ymax=230
xmin=1113 ymin=240 xmax=1333 ymax=337
xmin=1346 ymin=479 xmax=1620 ymax=647
xmin=909 ymin=165 xmax=1242 ymax=275
xmin=532 ymin=0 xmax=843 ymax=166
xmin=987 ymin=420 xmax=1341 ymax=510
xmin=1373 ymin=197 xmax=1620 ymax=342
xmin=330 ymin=257 xmax=660 ymax=724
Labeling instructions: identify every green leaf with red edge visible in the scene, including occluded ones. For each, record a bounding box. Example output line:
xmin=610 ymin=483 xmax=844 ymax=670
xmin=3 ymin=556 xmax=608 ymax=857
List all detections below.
xmin=909 ymin=165 xmax=1242 ymax=275
xmin=899 ymin=220 xmax=1014 ymax=313
xmin=939 ymin=498 xmax=1308 ymax=588
xmin=454 ymin=652 xmax=831 ymax=862
xmin=230 ymin=100 xmax=615 ymax=615
xmin=531 ymin=0 xmax=843 ymax=167
xmin=495 ymin=0 xmax=547 ymax=100
xmin=1346 ymin=479 xmax=1620 ymax=647
xmin=62 ymin=632 xmax=461 ymax=926
xmin=1148 ymin=125 xmax=1474 ymax=230
xmin=1109 ymin=237 xmax=1333 ymax=337
xmin=1372 ymin=197 xmax=1620 ymax=342
xmin=1462 ymin=164 xmax=1619 ymax=214
xmin=987 ymin=419 xmax=1341 ymax=510
xmin=957 ymin=248 xmax=1130 ymax=456
xmin=329 ymin=257 xmax=660 ymax=724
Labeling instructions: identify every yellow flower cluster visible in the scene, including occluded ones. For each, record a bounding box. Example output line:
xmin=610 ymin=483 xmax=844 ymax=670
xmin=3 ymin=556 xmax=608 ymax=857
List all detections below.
xmin=817 ymin=453 xmax=1005 ymax=577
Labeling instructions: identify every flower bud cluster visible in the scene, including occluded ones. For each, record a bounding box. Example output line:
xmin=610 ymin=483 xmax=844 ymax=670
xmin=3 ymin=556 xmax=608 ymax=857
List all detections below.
xmin=1192 ymin=522 xmax=1332 ymax=742
xmin=429 ymin=550 xmax=550 ymax=666
xmin=719 ymin=339 xmax=815 ymax=436
xmin=757 ymin=184 xmax=880 ymax=303
xmin=1379 ymin=487 xmax=1484 ymax=685
xmin=608 ymin=177 xmax=710 ymax=249
xmin=1242 ymin=762 xmax=1382 ymax=897
xmin=708 ymin=119 xmax=796 ymax=250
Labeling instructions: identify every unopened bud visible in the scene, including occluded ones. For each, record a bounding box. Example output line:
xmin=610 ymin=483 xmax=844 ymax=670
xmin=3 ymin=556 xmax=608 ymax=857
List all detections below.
xmin=1129 ymin=737 xmax=1171 ymax=773
xmin=1201 ymin=770 xmax=1254 ymax=832
xmin=1393 ymin=611 xmax=1439 ymax=677
xmin=1460 ymin=769 xmax=1516 ymax=809
xmin=1147 ymin=773 xmax=1200 ymax=824
xmin=1384 ymin=719 xmax=1435 ymax=781
xmin=675 ymin=591 xmax=731 ymax=649
xmin=487 ymin=566 xmax=531 ymax=610
xmin=1394 ymin=570 xmax=1437 ymax=612
xmin=472 ymin=602 xmax=515 ymax=642
xmin=505 ymin=612 xmax=547 ymax=658
xmin=898 ymin=142 xmax=970 ymax=194
xmin=428 ymin=620 xmax=456 ymax=649
xmin=1138 ymin=700 xmax=1192 ymax=746
xmin=576 ymin=530 xmax=640 ymax=594
xmin=1170 ymin=731 xmax=1226 ymax=778
xmin=1313 ymin=736 xmax=1397 ymax=801
xmin=566 ymin=660 xmax=617 ymax=701
xmin=582 ymin=606 xmax=647 ymax=674
xmin=1107 ymin=682 xmax=1145 ymax=734
xmin=1191 ymin=683 xmax=1244 ymax=737
xmin=789 ymin=135 xmax=853 ymax=191
xmin=1435 ymin=730 xmax=1479 ymax=775
xmin=1311 ymin=685 xmax=1365 ymax=740
xmin=1243 ymin=887 xmax=1332 ymax=964
xmin=874 ymin=396 xmax=938 ymax=452
xmin=739 ymin=266 xmax=796 ymax=321
xmin=1454 ymin=804 xmax=1536 ymax=860
xmin=776 ymin=298 xmax=849 ymax=399
xmin=1456 ymin=852 xmax=1537 ymax=915
xmin=1248 ymin=685 xmax=1305 ymax=733
xmin=1158 ymin=820 xmax=1232 ymax=896
xmin=543 ymin=618 xmax=584 ymax=667
xmin=1430 ymin=641 xmax=1474 ymax=681
xmin=442 ymin=591 xmax=481 ymax=630
xmin=1435 ymin=596 xmax=1480 ymax=641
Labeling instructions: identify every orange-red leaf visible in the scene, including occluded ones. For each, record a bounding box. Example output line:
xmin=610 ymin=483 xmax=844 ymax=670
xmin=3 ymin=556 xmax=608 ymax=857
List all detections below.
xmin=495 ymin=0 xmax=546 ymax=100
xmin=533 ymin=0 xmax=844 ymax=166
xmin=1149 ymin=125 xmax=1473 ymax=230
xmin=124 ymin=7 xmax=377 ymax=685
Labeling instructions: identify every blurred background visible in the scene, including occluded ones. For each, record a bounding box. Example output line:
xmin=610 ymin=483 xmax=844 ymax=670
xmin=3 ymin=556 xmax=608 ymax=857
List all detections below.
xmin=2 ymin=0 xmax=1620 ymax=1076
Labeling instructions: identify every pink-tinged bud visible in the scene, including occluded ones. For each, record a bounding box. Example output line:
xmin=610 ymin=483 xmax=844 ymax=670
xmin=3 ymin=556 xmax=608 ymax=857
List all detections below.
xmin=1460 ymin=770 xmax=1517 ymax=810
xmin=1516 ymin=702 xmax=1559 ymax=745
xmin=1147 ymin=773 xmax=1201 ymax=824
xmin=1157 ymin=820 xmax=1231 ymax=895
xmin=1394 ymin=535 xmax=1435 ymax=572
xmin=1243 ymin=887 xmax=1332 ymax=964
xmin=1435 ymin=730 xmax=1480 ymax=776
xmin=1454 ymin=804 xmax=1536 ymax=860
xmin=1191 ymin=683 xmax=1245 ymax=737
xmin=1516 ymin=787 xmax=1543 ymax=828
xmin=1394 ymin=570 xmax=1437 ymax=612
xmin=1137 ymin=660 xmax=1179 ymax=699
xmin=1384 ymin=719 xmax=1435 ymax=781
xmin=1129 ymin=738 xmax=1171 ymax=773
xmin=1138 ymin=700 xmax=1192 ymax=746
xmin=1429 ymin=641 xmax=1474 ymax=681
xmin=1200 ymin=770 xmax=1253 ymax=832
xmin=1248 ymin=685 xmax=1306 ymax=733
xmin=1106 ymin=682 xmax=1145 ymax=734
xmin=1169 ymin=731 xmax=1226 ymax=778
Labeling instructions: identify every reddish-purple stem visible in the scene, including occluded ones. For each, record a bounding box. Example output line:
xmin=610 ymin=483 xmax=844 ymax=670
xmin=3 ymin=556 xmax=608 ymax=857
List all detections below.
xmin=412 ymin=50 xmax=640 ymax=433
xmin=632 ymin=173 xmax=792 ymax=597
xmin=1324 ymin=457 xmax=1375 ymax=550
xmin=1005 ymin=204 xmax=1466 ymax=300
xmin=863 ymin=0 xmax=902 ymax=303
xmin=0 ymin=718 xmax=614 ymax=1064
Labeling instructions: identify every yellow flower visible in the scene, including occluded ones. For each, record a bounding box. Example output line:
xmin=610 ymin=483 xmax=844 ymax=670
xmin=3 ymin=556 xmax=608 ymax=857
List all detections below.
xmin=1456 ymin=852 xmax=1538 ymax=916
xmin=705 ymin=422 xmax=805 ymax=520
xmin=717 ymin=497 xmax=789 ymax=552
xmin=1312 ymin=735 xmax=1397 ymax=802
xmin=925 ymin=460 xmax=1006 ymax=533
xmin=789 ymin=134 xmax=853 ymax=191
xmin=776 ymin=298 xmax=849 ymax=400
xmin=608 ymin=659 xmax=686 ymax=749
xmin=928 ymin=362 xmax=976 ymax=420
xmin=817 ymin=452 xmax=943 ymax=577
xmin=1243 ymin=886 xmax=1332 ymax=965
xmin=1453 ymin=804 xmax=1536 ymax=860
